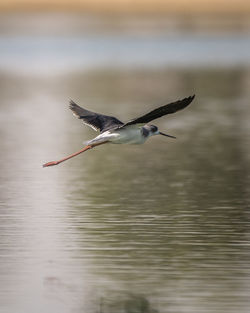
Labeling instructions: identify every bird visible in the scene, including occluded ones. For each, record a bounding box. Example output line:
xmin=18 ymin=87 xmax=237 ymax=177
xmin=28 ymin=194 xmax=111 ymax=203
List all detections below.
xmin=43 ymin=95 xmax=195 ymax=167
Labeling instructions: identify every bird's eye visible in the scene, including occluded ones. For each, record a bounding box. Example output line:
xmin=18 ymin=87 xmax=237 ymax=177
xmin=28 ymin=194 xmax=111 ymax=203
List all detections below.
xmin=151 ymin=125 xmax=158 ymax=132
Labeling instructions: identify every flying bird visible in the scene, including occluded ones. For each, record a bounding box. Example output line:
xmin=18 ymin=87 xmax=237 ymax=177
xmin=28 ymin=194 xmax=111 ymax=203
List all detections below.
xmin=43 ymin=95 xmax=195 ymax=167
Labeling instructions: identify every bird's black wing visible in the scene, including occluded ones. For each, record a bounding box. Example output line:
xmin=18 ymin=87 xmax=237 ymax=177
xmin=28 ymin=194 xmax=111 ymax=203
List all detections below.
xmin=122 ymin=95 xmax=195 ymax=127
xmin=69 ymin=100 xmax=124 ymax=133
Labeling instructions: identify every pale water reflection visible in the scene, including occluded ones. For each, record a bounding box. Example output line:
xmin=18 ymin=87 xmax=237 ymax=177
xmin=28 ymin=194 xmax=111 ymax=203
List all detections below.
xmin=0 ymin=14 xmax=250 ymax=313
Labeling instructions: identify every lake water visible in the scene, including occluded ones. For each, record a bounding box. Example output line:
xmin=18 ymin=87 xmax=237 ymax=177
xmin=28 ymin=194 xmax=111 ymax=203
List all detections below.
xmin=0 ymin=13 xmax=250 ymax=313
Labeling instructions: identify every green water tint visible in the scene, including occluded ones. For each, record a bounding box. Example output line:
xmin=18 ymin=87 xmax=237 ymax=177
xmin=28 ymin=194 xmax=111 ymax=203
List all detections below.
xmin=0 ymin=21 xmax=249 ymax=313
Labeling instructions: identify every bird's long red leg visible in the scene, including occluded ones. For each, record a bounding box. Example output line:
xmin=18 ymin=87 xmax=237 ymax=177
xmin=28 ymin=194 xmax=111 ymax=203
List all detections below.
xmin=43 ymin=142 xmax=107 ymax=167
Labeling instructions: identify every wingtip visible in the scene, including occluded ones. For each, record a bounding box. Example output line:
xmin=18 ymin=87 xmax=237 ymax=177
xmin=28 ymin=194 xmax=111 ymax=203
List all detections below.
xmin=69 ymin=99 xmax=77 ymax=108
xmin=69 ymin=99 xmax=83 ymax=119
xmin=187 ymin=94 xmax=195 ymax=100
xmin=69 ymin=99 xmax=79 ymax=113
xmin=185 ymin=94 xmax=195 ymax=104
xmin=179 ymin=95 xmax=195 ymax=104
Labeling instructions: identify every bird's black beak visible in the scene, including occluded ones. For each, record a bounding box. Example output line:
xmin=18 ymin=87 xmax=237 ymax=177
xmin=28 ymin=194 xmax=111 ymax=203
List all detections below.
xmin=159 ymin=132 xmax=176 ymax=139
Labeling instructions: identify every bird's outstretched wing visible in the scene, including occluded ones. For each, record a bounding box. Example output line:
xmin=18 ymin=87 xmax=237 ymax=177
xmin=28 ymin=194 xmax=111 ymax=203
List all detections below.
xmin=69 ymin=100 xmax=124 ymax=133
xmin=122 ymin=95 xmax=195 ymax=127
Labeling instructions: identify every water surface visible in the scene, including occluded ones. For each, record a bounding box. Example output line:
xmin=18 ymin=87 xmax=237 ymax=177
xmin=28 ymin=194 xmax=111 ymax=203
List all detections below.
xmin=0 ymin=13 xmax=250 ymax=313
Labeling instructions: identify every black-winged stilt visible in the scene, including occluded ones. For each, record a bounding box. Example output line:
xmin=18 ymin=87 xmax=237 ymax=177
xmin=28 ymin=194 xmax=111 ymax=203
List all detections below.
xmin=43 ymin=95 xmax=195 ymax=167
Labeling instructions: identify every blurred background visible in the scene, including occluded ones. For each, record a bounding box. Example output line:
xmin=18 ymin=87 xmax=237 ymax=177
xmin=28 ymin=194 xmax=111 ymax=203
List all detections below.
xmin=0 ymin=1 xmax=250 ymax=313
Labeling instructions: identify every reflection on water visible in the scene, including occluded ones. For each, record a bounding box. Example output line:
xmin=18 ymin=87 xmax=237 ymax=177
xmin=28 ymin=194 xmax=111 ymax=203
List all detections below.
xmin=0 ymin=13 xmax=250 ymax=313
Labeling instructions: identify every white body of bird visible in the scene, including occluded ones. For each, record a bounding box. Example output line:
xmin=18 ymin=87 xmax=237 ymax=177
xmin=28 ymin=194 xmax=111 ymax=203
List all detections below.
xmin=86 ymin=125 xmax=150 ymax=146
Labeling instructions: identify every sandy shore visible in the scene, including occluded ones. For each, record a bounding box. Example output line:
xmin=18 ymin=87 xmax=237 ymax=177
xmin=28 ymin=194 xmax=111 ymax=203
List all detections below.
xmin=1 ymin=0 xmax=250 ymax=14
